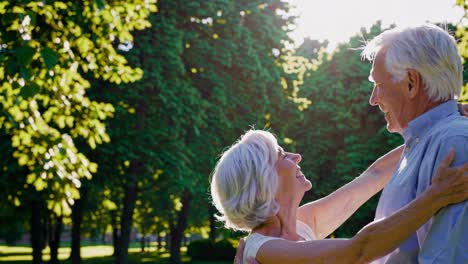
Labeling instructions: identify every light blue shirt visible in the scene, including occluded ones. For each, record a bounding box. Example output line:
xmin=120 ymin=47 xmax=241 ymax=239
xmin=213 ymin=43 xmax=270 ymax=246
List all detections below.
xmin=372 ymin=100 xmax=468 ymax=264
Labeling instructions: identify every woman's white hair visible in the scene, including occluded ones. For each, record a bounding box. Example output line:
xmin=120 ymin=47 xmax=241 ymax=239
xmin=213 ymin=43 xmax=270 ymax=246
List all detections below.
xmin=210 ymin=130 xmax=280 ymax=232
xmin=361 ymin=23 xmax=463 ymax=101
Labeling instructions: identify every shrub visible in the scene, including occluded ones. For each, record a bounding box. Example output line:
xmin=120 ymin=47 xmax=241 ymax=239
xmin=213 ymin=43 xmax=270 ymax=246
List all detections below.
xmin=213 ymin=239 xmax=236 ymax=260
xmin=187 ymin=239 xmax=236 ymax=261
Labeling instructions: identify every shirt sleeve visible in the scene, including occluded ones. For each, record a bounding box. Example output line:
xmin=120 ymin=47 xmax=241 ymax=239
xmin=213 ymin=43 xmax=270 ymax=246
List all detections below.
xmin=418 ymin=135 xmax=468 ymax=264
xmin=243 ymin=234 xmax=282 ymax=263
xmin=296 ymin=220 xmax=316 ymax=240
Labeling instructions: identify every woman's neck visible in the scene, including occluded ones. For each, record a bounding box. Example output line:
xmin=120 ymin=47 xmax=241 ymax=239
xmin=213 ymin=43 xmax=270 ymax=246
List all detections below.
xmin=252 ymin=203 xmax=301 ymax=241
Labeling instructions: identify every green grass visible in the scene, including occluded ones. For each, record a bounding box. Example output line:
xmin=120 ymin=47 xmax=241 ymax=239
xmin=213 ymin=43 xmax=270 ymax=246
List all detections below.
xmin=0 ymin=245 xmax=231 ymax=264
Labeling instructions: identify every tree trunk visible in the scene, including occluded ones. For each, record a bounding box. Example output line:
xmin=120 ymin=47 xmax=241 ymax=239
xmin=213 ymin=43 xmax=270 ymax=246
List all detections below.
xmin=101 ymin=230 xmax=106 ymax=244
xmin=157 ymin=234 xmax=162 ymax=252
xmin=111 ymin=210 xmax=120 ymax=257
xmin=140 ymin=235 xmax=145 ymax=252
xmin=169 ymin=191 xmax=192 ymax=264
xmin=49 ymin=213 xmax=63 ymax=264
xmin=31 ymin=200 xmax=43 ymax=264
xmin=165 ymin=233 xmax=170 ymax=251
xmin=69 ymin=196 xmax=83 ymax=264
xmin=114 ymin=177 xmax=139 ymax=264
xmin=42 ymin=212 xmax=49 ymax=250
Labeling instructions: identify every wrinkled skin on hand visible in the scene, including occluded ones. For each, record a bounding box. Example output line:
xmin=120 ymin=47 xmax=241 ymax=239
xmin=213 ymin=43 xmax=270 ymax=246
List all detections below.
xmin=458 ymin=103 xmax=468 ymax=117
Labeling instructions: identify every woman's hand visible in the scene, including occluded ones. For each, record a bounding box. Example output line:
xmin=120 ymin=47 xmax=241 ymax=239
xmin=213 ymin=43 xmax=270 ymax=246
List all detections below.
xmin=458 ymin=103 xmax=468 ymax=116
xmin=429 ymin=149 xmax=468 ymax=207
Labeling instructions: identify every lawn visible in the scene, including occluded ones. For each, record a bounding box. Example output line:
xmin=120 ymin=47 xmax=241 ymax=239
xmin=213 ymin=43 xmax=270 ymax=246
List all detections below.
xmin=0 ymin=244 xmax=231 ymax=264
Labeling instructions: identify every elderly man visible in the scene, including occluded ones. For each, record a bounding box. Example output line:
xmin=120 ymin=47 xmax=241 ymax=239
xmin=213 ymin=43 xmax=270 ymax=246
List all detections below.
xmin=234 ymin=24 xmax=468 ymax=264
xmin=362 ymin=24 xmax=468 ymax=263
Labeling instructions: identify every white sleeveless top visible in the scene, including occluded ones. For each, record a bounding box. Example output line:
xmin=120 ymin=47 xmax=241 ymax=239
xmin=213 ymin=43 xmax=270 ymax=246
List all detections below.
xmin=243 ymin=220 xmax=316 ymax=263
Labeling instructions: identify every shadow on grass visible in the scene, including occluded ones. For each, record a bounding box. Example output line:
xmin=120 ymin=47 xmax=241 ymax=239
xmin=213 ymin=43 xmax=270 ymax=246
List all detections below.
xmin=0 ymin=250 xmax=231 ymax=264
xmin=0 ymin=252 xmax=31 ymax=257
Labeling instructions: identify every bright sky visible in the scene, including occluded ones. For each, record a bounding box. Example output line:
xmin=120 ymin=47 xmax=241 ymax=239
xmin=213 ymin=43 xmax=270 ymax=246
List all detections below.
xmin=287 ymin=0 xmax=465 ymax=51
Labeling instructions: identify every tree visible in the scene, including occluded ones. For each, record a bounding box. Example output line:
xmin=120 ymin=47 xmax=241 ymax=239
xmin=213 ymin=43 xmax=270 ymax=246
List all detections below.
xmin=169 ymin=0 xmax=311 ymax=260
xmin=296 ymin=38 xmax=329 ymax=61
xmin=86 ymin=1 xmax=308 ymax=263
xmin=85 ymin=0 xmax=206 ymax=262
xmin=0 ymin=130 xmax=29 ymax=245
xmin=0 ymin=1 xmax=156 ymax=263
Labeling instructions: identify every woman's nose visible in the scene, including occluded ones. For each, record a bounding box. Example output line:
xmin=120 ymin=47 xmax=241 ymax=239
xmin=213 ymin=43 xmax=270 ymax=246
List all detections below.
xmin=293 ymin=153 xmax=302 ymax=163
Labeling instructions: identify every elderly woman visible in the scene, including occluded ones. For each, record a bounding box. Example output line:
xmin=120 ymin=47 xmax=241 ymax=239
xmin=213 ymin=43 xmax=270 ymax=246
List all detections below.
xmin=210 ymin=130 xmax=468 ymax=264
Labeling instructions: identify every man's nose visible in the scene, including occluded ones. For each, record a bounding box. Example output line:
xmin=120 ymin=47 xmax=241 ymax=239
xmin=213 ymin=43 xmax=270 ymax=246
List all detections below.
xmin=369 ymin=87 xmax=378 ymax=106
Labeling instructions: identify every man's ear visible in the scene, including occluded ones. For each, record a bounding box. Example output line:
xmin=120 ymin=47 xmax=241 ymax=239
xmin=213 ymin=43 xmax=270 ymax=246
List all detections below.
xmin=407 ymin=69 xmax=422 ymax=99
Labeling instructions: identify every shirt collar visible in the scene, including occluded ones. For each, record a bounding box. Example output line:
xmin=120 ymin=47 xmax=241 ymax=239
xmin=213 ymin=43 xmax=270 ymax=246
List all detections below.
xmin=402 ymin=100 xmax=459 ymax=143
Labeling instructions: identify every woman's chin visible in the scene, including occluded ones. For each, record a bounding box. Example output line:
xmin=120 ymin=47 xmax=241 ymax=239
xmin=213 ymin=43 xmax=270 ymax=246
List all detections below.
xmin=301 ymin=178 xmax=312 ymax=191
xmin=298 ymin=183 xmax=312 ymax=195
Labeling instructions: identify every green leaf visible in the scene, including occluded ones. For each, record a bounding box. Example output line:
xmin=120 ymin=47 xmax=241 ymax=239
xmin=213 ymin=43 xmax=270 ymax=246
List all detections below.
xmin=103 ymin=199 xmax=117 ymax=210
xmin=6 ymin=62 xmax=19 ymax=76
xmin=27 ymin=11 xmax=37 ymax=27
xmin=34 ymin=177 xmax=46 ymax=191
xmin=94 ymin=0 xmax=105 ymax=10
xmin=1 ymin=20 xmax=17 ymax=42
xmin=19 ymin=66 xmax=32 ymax=80
xmin=20 ymin=82 xmax=40 ymax=99
xmin=26 ymin=174 xmax=36 ymax=184
xmin=59 ymin=147 xmax=66 ymax=156
xmin=16 ymin=45 xmax=36 ymax=66
xmin=40 ymin=48 xmax=59 ymax=69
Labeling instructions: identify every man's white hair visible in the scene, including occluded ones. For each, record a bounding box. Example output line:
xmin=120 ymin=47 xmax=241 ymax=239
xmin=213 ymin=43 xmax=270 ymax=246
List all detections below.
xmin=362 ymin=23 xmax=462 ymax=101
xmin=210 ymin=130 xmax=280 ymax=231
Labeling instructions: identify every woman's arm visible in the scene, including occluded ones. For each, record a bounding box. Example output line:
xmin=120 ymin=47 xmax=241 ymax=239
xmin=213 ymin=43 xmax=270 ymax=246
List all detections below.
xmin=297 ymin=145 xmax=404 ymax=239
xmin=257 ymin=151 xmax=468 ymax=264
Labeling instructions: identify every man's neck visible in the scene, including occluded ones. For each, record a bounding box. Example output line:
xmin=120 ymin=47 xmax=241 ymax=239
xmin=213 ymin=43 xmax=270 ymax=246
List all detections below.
xmin=414 ymin=99 xmax=445 ymax=118
xmin=401 ymin=99 xmax=446 ymax=133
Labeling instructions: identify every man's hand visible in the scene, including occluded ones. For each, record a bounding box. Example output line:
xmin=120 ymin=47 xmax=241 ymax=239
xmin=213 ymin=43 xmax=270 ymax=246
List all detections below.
xmin=234 ymin=238 xmax=245 ymax=264
xmin=234 ymin=237 xmax=259 ymax=264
